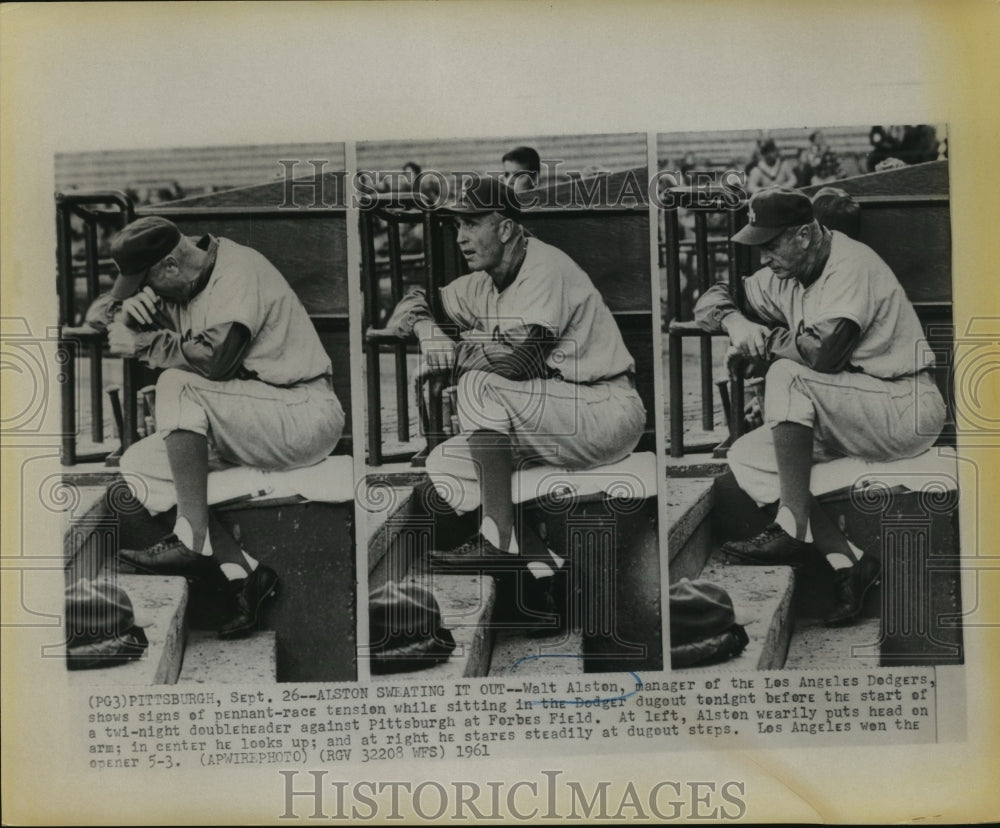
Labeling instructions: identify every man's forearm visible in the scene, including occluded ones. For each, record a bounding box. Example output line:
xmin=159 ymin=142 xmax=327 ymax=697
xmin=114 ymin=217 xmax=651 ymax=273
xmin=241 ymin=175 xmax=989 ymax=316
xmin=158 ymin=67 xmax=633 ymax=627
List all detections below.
xmin=453 ymin=325 xmax=555 ymax=381
xmin=135 ymin=323 xmax=251 ymax=381
xmin=385 ymin=288 xmax=435 ymax=338
xmin=693 ymin=283 xmax=741 ymax=333
xmin=765 ymin=318 xmax=861 ymax=373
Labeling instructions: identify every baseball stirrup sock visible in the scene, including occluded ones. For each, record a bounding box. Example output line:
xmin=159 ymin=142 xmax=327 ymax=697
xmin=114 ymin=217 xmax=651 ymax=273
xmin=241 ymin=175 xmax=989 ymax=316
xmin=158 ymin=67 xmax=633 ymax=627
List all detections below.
xmin=481 ymin=517 xmax=518 ymax=554
xmin=775 ymin=505 xmax=813 ymax=543
xmin=220 ymin=551 xmax=260 ymax=581
xmin=220 ymin=563 xmax=248 ymax=581
xmin=826 ymin=539 xmax=866 ymax=571
xmin=174 ymin=516 xmax=213 ymax=557
xmin=527 ymin=561 xmax=555 ymax=579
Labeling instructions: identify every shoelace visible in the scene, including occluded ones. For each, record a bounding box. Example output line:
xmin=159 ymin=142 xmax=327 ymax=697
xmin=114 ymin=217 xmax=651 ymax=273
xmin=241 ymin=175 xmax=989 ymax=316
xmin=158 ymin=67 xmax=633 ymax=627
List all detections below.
xmin=744 ymin=524 xmax=783 ymax=545
xmin=147 ymin=535 xmax=191 ymax=557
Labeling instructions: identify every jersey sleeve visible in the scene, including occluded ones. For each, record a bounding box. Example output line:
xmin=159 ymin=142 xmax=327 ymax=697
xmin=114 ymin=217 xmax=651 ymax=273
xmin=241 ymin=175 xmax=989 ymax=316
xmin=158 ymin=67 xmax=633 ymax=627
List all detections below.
xmin=742 ymin=271 xmax=790 ymax=327
xmin=439 ymin=276 xmax=480 ymax=331
xmin=383 ymin=288 xmax=434 ymax=337
xmin=693 ymin=283 xmax=739 ymax=332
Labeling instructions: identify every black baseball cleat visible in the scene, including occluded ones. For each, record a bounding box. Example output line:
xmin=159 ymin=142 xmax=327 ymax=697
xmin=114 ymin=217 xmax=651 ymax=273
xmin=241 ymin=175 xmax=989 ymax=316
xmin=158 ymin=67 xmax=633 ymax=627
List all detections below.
xmin=825 ymin=555 xmax=881 ymax=627
xmin=118 ymin=534 xmax=221 ymax=579
xmin=721 ymin=523 xmax=817 ymax=567
xmin=428 ymin=534 xmax=520 ymax=572
xmin=218 ymin=565 xmax=280 ymax=640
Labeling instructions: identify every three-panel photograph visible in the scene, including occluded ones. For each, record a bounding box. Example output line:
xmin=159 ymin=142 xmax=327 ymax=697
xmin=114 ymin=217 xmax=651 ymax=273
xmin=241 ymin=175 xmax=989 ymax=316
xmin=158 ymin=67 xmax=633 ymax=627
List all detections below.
xmin=57 ymin=126 xmax=961 ymax=689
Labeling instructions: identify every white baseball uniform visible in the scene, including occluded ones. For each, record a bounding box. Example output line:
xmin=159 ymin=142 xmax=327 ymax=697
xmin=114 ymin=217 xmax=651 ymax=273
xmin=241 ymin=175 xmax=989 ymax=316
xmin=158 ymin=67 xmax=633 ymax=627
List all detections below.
xmin=697 ymin=230 xmax=946 ymax=505
xmin=426 ymin=236 xmax=646 ymax=513
xmin=120 ymin=236 xmax=344 ymax=513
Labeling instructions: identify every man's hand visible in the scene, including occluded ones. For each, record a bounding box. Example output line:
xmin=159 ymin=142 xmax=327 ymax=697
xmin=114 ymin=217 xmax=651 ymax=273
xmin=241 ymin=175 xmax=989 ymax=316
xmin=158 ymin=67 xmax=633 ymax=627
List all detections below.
xmin=107 ymin=319 xmax=143 ymax=357
xmin=414 ymin=320 xmax=455 ymax=373
xmin=744 ymin=396 xmax=764 ymax=430
xmin=725 ymin=345 xmax=767 ymax=379
xmin=722 ymin=313 xmax=771 ymax=360
xmin=120 ymin=286 xmax=161 ymax=329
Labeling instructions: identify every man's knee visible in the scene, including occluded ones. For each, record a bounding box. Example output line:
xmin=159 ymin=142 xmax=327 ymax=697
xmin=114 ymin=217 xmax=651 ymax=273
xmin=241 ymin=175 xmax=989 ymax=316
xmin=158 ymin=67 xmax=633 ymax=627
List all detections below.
xmin=119 ymin=433 xmax=174 ymax=510
xmin=765 ymin=358 xmax=811 ymax=390
xmin=425 ymin=441 xmax=449 ymax=477
xmin=456 ymin=369 xmax=493 ymax=411
xmin=154 ymin=367 xmax=196 ymax=401
xmin=455 ymin=370 xmax=515 ymax=433
xmin=727 ymin=428 xmax=780 ymax=506
xmin=425 ymin=440 xmax=478 ymax=515
xmin=763 ymin=359 xmax=820 ymax=426
xmin=120 ymin=433 xmax=162 ymax=477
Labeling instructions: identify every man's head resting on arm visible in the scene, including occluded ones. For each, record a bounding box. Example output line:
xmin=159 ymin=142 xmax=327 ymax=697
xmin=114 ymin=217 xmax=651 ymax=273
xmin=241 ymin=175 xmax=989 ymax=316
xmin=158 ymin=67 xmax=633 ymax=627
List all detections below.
xmin=732 ymin=187 xmax=825 ymax=282
xmin=110 ymin=216 xmax=208 ymax=304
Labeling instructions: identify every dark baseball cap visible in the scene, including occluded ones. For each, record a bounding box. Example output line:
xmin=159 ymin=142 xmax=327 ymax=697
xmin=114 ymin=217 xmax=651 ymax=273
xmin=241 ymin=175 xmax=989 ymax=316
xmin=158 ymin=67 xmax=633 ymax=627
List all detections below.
xmin=445 ymin=176 xmax=521 ymax=220
xmin=109 ymin=216 xmax=182 ymax=299
xmin=731 ymin=187 xmax=814 ymax=245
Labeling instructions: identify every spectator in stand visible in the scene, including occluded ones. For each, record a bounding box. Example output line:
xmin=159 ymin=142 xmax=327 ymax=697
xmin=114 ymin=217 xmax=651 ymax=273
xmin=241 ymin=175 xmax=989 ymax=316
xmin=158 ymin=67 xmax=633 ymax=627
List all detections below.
xmin=744 ymin=130 xmax=773 ymax=177
xmin=501 ymin=146 xmax=541 ymax=193
xmin=402 ymin=161 xmax=421 ymax=191
xmin=679 ymin=151 xmax=698 ymax=186
xmin=746 ymin=139 xmax=797 ymax=193
xmin=792 ymin=148 xmax=814 ymax=188
xmin=806 ymin=131 xmax=842 ymax=185
xmin=373 ymin=160 xmax=426 ymax=257
xmin=868 ymin=125 xmax=940 ymax=171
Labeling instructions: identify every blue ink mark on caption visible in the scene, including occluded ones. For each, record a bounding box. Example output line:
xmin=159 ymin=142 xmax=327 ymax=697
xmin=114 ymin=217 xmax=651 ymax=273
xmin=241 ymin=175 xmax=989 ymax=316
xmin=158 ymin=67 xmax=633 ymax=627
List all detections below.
xmin=508 ymin=654 xmax=643 ymax=705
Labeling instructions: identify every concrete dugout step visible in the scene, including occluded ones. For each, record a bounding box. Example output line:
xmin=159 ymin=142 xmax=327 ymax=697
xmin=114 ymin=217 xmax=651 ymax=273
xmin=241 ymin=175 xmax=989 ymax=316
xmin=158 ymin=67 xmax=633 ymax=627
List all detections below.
xmin=178 ymin=629 xmax=278 ymax=684
xmin=69 ymin=574 xmax=188 ymax=686
xmin=784 ymin=617 xmax=881 ymax=671
xmin=665 ymin=478 xmax=715 ymax=583
xmin=489 ymin=628 xmax=585 ymax=678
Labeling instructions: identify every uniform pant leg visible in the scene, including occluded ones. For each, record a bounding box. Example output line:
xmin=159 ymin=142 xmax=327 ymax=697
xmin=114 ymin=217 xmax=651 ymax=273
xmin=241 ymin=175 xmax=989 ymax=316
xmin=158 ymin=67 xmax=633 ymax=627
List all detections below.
xmin=727 ymin=359 xmax=947 ymax=506
xmin=426 ymin=370 xmax=646 ymax=513
xmin=121 ymin=369 xmax=344 ymax=514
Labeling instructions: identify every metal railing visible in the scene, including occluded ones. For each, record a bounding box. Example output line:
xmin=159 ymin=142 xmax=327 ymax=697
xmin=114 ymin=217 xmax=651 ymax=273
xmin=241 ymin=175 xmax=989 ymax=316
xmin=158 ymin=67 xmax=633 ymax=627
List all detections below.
xmin=361 ymin=193 xmax=460 ymax=466
xmin=663 ymin=190 xmax=752 ymax=458
xmin=56 ymin=191 xmax=135 ymax=465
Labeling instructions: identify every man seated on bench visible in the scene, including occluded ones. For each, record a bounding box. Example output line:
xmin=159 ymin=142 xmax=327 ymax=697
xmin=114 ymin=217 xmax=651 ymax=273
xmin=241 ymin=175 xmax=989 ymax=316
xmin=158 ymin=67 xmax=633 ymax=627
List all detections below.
xmin=694 ymin=187 xmax=946 ymax=625
xmin=384 ymin=177 xmax=646 ymax=621
xmin=106 ymin=216 xmax=344 ymax=638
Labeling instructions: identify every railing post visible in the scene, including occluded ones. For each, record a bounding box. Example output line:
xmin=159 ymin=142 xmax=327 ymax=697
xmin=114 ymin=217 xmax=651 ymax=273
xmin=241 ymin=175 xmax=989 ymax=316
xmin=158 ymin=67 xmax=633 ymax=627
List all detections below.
xmin=693 ymin=211 xmax=714 ymax=432
xmin=361 ymin=210 xmax=383 ymax=466
xmin=728 ymin=204 xmax=750 ymax=442
xmin=59 ymin=337 xmax=77 ymax=466
xmin=84 ymin=218 xmax=104 ymax=443
xmin=663 ymin=207 xmax=685 ymax=457
xmin=56 ymin=198 xmax=78 ymax=465
xmin=121 ymin=359 xmax=139 ymax=449
xmin=386 ymin=219 xmax=410 ymax=443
